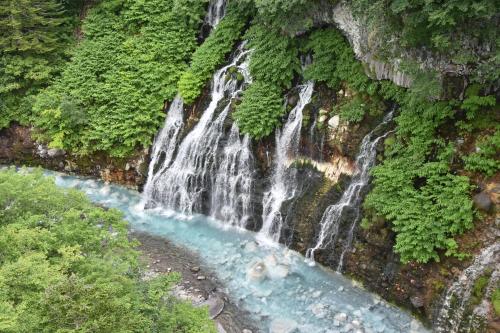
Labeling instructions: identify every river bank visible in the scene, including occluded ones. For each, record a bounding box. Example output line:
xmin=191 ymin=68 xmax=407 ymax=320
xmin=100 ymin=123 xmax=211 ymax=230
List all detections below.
xmin=133 ymin=231 xmax=257 ymax=333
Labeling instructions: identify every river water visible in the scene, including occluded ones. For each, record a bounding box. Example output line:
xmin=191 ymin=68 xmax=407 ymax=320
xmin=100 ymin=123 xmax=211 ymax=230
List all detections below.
xmin=48 ymin=171 xmax=428 ymax=333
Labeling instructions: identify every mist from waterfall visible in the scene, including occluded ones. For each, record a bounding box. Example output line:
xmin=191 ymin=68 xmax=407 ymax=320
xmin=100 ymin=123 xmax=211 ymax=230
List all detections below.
xmin=306 ymin=111 xmax=394 ymax=270
xmin=434 ymin=242 xmax=500 ymax=333
xmin=258 ymin=82 xmax=314 ymax=243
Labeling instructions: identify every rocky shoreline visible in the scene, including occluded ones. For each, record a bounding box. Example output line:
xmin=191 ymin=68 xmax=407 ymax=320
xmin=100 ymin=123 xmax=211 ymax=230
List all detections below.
xmin=132 ymin=231 xmax=258 ymax=333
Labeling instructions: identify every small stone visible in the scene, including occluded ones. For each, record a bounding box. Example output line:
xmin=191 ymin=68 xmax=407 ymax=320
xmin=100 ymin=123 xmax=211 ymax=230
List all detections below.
xmin=338 ymin=286 xmax=344 ymax=292
xmin=47 ymin=148 xmax=66 ymax=158
xmin=242 ymin=330 xmax=253 ymax=333
xmin=203 ymin=295 xmax=224 ymax=319
xmin=319 ymin=115 xmax=328 ymax=123
xmin=244 ymin=241 xmax=258 ymax=253
xmin=197 ymin=275 xmax=206 ymax=280
xmin=328 ymin=115 xmax=340 ymax=129
xmin=190 ymin=266 xmax=200 ymax=273
xmin=319 ymin=108 xmax=329 ymax=115
xmin=473 ymin=192 xmax=492 ymax=212
xmin=410 ymin=295 xmax=424 ymax=308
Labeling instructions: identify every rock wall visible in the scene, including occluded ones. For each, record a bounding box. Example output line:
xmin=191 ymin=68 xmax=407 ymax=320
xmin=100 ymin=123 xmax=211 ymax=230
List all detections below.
xmin=0 ymin=123 xmax=148 ymax=188
xmin=309 ymin=0 xmax=482 ymax=93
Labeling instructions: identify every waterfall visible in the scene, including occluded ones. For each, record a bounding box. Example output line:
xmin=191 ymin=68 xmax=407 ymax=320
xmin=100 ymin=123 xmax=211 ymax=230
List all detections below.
xmin=206 ymin=0 xmax=226 ymax=27
xmin=434 ymin=242 xmax=500 ymax=333
xmin=210 ymin=123 xmax=254 ymax=228
xmin=143 ymin=96 xmax=184 ymax=204
xmin=258 ymin=82 xmax=314 ymax=243
xmin=144 ymin=45 xmax=252 ymax=225
xmin=306 ymin=111 xmax=394 ymax=270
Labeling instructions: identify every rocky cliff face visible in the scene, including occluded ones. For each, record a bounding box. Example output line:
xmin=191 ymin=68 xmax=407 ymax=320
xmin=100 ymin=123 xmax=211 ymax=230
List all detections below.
xmin=0 ymin=124 xmax=147 ymax=188
xmin=309 ymin=0 xmax=485 ymax=95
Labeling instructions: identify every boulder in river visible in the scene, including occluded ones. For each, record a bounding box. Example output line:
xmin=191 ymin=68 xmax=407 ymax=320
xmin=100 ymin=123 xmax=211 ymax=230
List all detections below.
xmin=269 ymin=318 xmax=298 ymax=333
xmin=247 ymin=261 xmax=267 ymax=282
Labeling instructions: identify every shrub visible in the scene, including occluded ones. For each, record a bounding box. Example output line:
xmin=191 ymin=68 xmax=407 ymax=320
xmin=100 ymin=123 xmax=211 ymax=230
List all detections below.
xmin=178 ymin=2 xmax=251 ymax=104
xmin=32 ymin=0 xmax=206 ymax=157
xmin=0 ymin=168 xmax=216 ymax=333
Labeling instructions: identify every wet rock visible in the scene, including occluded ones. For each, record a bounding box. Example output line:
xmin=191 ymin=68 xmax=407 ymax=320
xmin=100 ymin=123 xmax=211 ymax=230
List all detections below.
xmin=244 ymin=241 xmax=258 ymax=253
xmin=410 ymin=295 xmax=424 ymax=308
xmin=247 ymin=261 xmax=267 ymax=282
xmin=197 ymin=275 xmax=206 ymax=280
xmin=287 ymin=94 xmax=299 ymax=108
xmin=334 ymin=312 xmax=348 ymax=322
xmin=190 ymin=266 xmax=200 ymax=273
xmin=269 ymin=264 xmax=289 ymax=279
xmin=473 ymin=191 xmax=492 ymax=212
xmin=203 ymin=295 xmax=225 ymax=319
xmin=269 ymin=319 xmax=298 ymax=333
xmin=47 ymin=148 xmax=66 ymax=158
xmin=216 ymin=322 xmax=227 ymax=333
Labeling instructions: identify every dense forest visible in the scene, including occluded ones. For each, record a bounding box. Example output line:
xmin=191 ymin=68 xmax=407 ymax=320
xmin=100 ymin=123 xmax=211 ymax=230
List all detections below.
xmin=0 ymin=0 xmax=498 ymax=332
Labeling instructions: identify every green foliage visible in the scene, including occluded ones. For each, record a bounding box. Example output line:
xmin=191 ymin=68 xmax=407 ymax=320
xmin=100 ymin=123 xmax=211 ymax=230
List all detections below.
xmin=246 ymin=23 xmax=300 ymax=88
xmin=365 ymin=94 xmax=474 ymax=263
xmin=493 ymin=288 xmax=500 ymax=316
xmin=237 ymin=0 xmax=329 ymax=34
xmin=463 ymin=129 xmax=500 ymax=177
xmin=233 ymin=22 xmax=300 ymax=138
xmin=304 ymin=28 xmax=374 ymax=93
xmin=32 ymin=0 xmax=207 ymax=157
xmin=0 ymin=0 xmax=76 ymax=128
xmin=233 ymin=82 xmax=284 ymax=138
xmin=0 ymin=168 xmax=216 ymax=333
xmin=473 ymin=273 xmax=491 ymax=300
xmin=178 ymin=2 xmax=251 ymax=104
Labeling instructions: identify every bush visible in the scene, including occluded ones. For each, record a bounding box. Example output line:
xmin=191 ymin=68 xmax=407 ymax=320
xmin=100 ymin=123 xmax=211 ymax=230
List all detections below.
xmin=233 ymin=81 xmax=284 ymax=138
xmin=364 ymin=93 xmax=475 ymax=263
xmin=178 ymin=2 xmax=251 ymax=104
xmin=234 ymin=22 xmax=299 ymax=137
xmin=0 ymin=168 xmax=216 ymax=333
xmin=32 ymin=0 xmax=206 ymax=157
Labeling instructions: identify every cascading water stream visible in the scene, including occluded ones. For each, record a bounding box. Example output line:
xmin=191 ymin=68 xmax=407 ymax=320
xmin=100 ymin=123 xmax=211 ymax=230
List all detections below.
xmin=144 ymin=45 xmax=253 ymax=227
xmin=210 ymin=123 xmax=254 ymax=228
xmin=258 ymin=81 xmax=314 ymax=243
xmin=205 ymin=0 xmax=227 ymax=27
xmin=434 ymin=242 xmax=500 ymax=333
xmin=306 ymin=111 xmax=394 ymax=271
xmin=143 ymin=96 xmax=184 ymax=204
